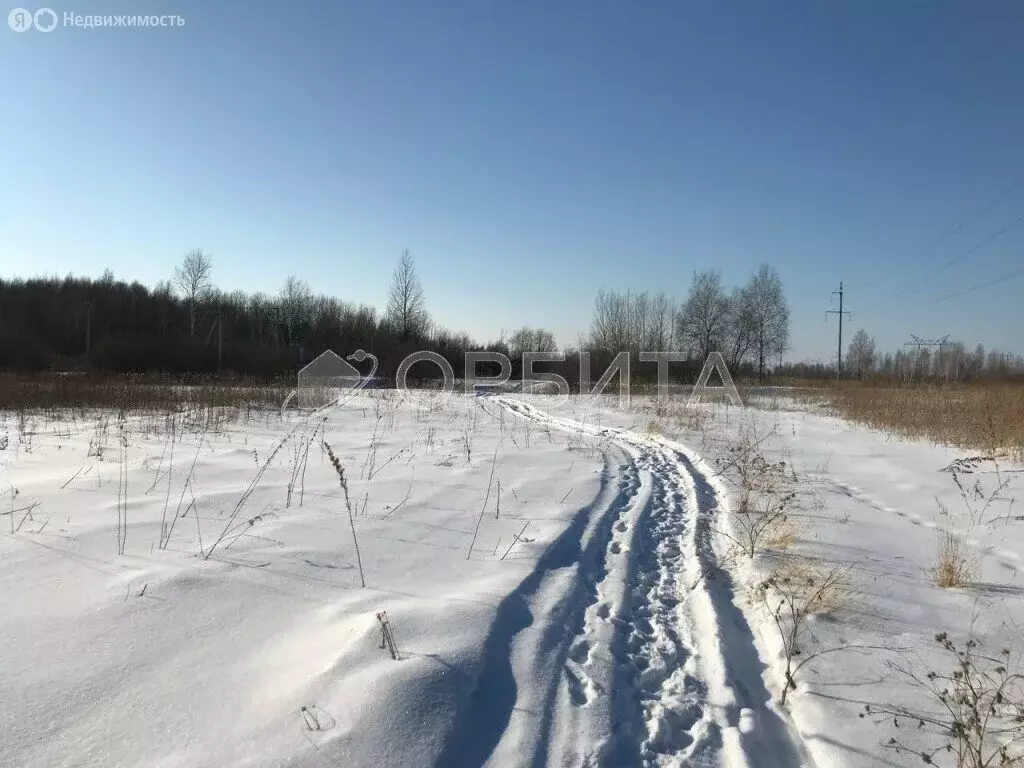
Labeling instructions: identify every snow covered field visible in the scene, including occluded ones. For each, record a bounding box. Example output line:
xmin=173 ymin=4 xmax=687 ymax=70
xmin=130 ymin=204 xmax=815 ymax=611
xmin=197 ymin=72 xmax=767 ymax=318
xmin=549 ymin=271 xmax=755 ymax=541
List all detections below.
xmin=1 ymin=390 xmax=1021 ymax=767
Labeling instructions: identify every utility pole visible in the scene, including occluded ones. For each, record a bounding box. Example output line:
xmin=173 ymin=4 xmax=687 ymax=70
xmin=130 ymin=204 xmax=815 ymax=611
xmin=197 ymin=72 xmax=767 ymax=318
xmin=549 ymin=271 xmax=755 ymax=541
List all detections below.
xmin=826 ymin=282 xmax=850 ymax=376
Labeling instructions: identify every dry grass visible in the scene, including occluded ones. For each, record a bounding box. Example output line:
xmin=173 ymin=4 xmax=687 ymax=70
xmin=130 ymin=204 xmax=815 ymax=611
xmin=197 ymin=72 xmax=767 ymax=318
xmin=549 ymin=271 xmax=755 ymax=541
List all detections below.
xmin=0 ymin=373 xmax=289 ymax=413
xmin=866 ymin=633 xmax=1024 ymax=767
xmin=756 ymin=561 xmax=853 ymax=705
xmin=644 ymin=419 xmax=664 ymax=435
xmin=933 ymin=530 xmax=975 ymax=588
xmin=798 ymin=381 xmax=1024 ymax=460
xmin=765 ymin=524 xmax=797 ymax=551
xmin=932 ymin=493 xmax=978 ymax=590
xmin=712 ymin=424 xmax=802 ymax=559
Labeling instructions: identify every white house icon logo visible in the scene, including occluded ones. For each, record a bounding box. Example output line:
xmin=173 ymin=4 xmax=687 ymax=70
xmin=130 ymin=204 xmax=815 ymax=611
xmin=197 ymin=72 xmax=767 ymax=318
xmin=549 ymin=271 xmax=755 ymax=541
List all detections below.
xmin=284 ymin=349 xmax=378 ymax=412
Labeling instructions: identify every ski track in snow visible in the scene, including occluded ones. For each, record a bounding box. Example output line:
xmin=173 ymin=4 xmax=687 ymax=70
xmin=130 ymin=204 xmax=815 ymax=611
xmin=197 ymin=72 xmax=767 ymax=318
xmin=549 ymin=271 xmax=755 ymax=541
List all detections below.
xmin=438 ymin=397 xmax=810 ymax=768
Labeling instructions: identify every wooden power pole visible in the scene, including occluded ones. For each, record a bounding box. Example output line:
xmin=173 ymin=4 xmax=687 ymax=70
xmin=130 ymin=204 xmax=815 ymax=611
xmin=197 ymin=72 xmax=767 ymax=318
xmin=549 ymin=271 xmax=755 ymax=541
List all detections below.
xmin=826 ymin=282 xmax=850 ymax=376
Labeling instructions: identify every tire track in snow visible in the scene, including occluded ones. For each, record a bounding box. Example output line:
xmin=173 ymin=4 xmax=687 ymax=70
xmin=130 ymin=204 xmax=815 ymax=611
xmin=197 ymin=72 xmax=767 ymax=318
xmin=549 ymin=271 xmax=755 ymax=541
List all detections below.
xmin=435 ymin=441 xmax=642 ymax=768
xmin=605 ymin=446 xmax=716 ymax=766
xmin=564 ymin=462 xmax=645 ymax=710
xmin=495 ymin=397 xmax=811 ymax=768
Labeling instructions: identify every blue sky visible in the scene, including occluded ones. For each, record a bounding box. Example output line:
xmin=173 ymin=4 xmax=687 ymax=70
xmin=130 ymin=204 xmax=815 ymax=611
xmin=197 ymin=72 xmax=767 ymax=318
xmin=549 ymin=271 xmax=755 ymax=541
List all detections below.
xmin=2 ymin=0 xmax=1022 ymax=362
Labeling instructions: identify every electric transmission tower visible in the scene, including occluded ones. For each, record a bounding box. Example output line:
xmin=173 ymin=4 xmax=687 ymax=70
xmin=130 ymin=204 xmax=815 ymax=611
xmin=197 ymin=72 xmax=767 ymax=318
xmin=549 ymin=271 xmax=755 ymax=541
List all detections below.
xmin=903 ymin=334 xmax=950 ymax=378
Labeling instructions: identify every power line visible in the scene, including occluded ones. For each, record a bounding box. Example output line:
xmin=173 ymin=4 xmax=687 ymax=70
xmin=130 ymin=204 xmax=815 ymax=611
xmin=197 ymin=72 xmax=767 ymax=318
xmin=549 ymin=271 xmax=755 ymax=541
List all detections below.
xmin=934 ymin=267 xmax=1024 ymax=303
xmin=935 ymin=211 xmax=1024 ymax=271
xmin=868 ymin=208 xmax=1024 ymax=309
xmin=863 ymin=172 xmax=1024 ymax=310
xmin=907 ymin=173 xmax=1023 ymax=260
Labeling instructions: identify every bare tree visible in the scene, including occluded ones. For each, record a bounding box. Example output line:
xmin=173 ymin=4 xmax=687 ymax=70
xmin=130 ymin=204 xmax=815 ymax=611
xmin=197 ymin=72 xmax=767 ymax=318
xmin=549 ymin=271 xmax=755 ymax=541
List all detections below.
xmin=917 ymin=347 xmax=933 ymax=379
xmin=173 ymin=249 xmax=213 ymax=336
xmin=589 ymin=289 xmax=630 ymax=351
xmin=278 ymin=275 xmax=313 ymax=350
xmin=745 ymin=264 xmax=790 ymax=381
xmin=723 ymin=286 xmax=756 ymax=368
xmin=970 ymin=343 xmax=986 ymax=379
xmin=847 ymin=328 xmax=875 ymax=379
xmin=677 ymin=270 xmax=730 ymax=360
xmin=647 ymin=292 xmax=677 ymax=350
xmin=509 ymin=327 xmax=558 ymax=358
xmin=589 ymin=289 xmax=676 ymax=352
xmin=942 ymin=340 xmax=967 ymax=382
xmin=152 ymin=279 xmax=174 ymax=338
xmin=385 ymin=250 xmax=430 ymax=341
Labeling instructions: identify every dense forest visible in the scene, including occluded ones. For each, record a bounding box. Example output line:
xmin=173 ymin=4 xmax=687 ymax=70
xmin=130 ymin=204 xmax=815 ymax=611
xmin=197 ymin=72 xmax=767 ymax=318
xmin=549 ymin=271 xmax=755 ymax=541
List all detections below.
xmin=0 ymin=255 xmax=464 ymax=379
xmin=0 ymin=250 xmax=1019 ymax=384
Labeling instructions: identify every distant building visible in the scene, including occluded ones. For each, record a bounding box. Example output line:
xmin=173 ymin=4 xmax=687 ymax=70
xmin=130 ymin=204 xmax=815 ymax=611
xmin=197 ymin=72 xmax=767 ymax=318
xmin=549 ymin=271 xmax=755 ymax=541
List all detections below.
xmin=297 ymin=350 xmax=361 ymax=409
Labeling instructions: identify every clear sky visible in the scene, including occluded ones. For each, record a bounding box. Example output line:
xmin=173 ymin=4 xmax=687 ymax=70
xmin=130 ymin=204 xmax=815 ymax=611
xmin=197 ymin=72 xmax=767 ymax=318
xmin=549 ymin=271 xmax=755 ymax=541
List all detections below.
xmin=2 ymin=0 xmax=1022 ymax=362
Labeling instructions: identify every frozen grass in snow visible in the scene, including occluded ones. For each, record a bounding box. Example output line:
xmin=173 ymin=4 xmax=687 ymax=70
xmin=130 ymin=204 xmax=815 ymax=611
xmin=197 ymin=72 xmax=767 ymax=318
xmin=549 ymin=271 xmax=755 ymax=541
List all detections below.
xmin=0 ymin=392 xmax=603 ymax=768
xmin=572 ymin=391 xmax=1024 ymax=768
xmin=3 ymin=387 xmax=1023 ymax=768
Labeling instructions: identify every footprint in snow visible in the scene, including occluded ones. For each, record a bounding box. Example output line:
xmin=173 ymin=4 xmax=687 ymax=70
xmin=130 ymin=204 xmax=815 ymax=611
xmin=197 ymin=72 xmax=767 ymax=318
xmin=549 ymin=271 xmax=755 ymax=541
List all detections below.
xmin=570 ymin=640 xmax=591 ymax=664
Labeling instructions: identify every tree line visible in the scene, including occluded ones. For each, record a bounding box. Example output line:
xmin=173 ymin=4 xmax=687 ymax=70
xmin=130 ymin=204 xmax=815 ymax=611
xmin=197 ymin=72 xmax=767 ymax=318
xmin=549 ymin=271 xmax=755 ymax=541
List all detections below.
xmin=584 ymin=264 xmax=791 ymax=380
xmin=0 ymin=251 xmax=792 ymax=381
xmin=0 ymin=249 xmax=512 ymax=379
xmin=0 ymin=250 xmax=434 ymax=377
xmin=2 ymin=249 xmax=1015 ymax=384
xmin=840 ymin=329 xmax=1023 ymax=382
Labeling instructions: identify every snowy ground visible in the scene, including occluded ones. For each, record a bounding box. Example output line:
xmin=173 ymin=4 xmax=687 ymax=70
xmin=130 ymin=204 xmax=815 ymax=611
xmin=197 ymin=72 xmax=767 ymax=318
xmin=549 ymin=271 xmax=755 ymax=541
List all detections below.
xmin=1 ymin=389 xmax=1022 ymax=767
xmin=530 ymin=391 xmax=1024 ymax=768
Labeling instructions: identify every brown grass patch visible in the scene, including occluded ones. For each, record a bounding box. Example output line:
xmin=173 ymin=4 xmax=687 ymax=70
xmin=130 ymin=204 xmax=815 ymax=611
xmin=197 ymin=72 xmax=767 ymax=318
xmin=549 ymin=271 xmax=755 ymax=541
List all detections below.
xmin=933 ymin=529 xmax=975 ymax=588
xmin=796 ymin=381 xmax=1024 ymax=460
xmin=0 ymin=373 xmax=289 ymax=413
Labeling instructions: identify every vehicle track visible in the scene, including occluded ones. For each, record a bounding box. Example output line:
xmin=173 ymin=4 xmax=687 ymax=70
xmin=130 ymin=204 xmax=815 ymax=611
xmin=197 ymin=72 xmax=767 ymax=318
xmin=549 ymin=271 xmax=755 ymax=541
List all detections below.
xmin=492 ymin=397 xmax=811 ymax=768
